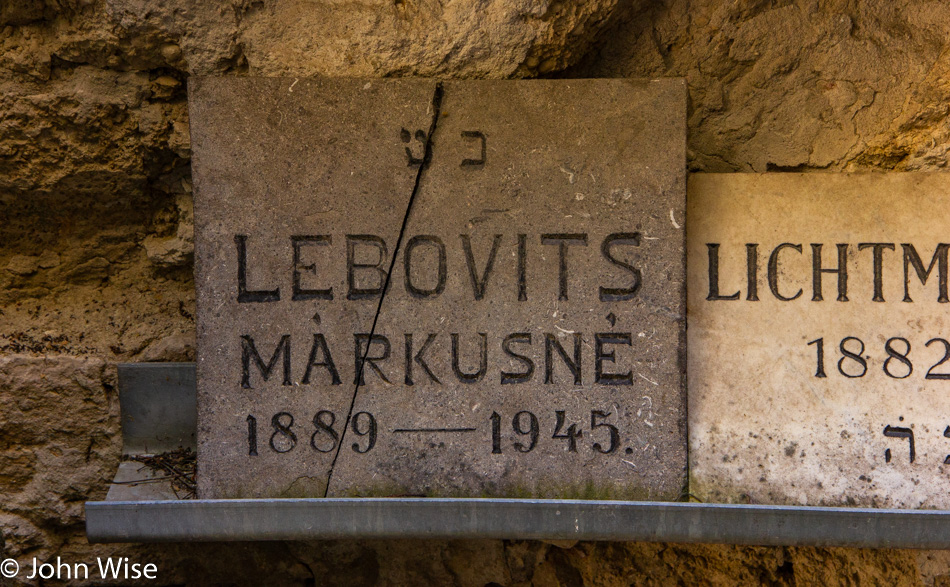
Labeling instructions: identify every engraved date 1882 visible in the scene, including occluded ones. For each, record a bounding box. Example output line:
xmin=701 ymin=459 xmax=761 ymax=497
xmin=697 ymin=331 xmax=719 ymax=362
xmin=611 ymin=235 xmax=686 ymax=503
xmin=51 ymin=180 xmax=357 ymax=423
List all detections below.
xmin=807 ymin=335 xmax=950 ymax=380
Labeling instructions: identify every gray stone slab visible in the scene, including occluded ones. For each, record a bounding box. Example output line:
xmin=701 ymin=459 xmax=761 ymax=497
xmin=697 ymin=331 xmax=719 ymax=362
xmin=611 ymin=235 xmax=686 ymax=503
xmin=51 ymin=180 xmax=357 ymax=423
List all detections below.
xmin=190 ymin=78 xmax=686 ymax=499
xmin=191 ymin=77 xmax=433 ymax=498
xmin=688 ymin=173 xmax=950 ymax=508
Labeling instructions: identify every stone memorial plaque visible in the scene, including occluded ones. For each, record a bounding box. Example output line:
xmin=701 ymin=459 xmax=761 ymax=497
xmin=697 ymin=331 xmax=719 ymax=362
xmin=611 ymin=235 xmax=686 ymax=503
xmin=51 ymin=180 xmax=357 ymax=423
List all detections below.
xmin=688 ymin=173 xmax=950 ymax=508
xmin=191 ymin=77 xmax=686 ymax=499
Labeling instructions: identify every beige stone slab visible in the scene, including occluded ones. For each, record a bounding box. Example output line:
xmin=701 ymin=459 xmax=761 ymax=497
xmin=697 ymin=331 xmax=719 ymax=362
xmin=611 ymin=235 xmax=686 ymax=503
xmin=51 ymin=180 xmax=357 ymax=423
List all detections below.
xmin=688 ymin=173 xmax=950 ymax=508
xmin=191 ymin=77 xmax=687 ymax=499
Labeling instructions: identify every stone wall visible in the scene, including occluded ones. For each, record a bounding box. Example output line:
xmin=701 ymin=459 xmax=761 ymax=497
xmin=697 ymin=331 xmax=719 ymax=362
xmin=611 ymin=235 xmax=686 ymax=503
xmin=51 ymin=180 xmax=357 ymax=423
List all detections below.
xmin=2 ymin=0 xmax=949 ymax=584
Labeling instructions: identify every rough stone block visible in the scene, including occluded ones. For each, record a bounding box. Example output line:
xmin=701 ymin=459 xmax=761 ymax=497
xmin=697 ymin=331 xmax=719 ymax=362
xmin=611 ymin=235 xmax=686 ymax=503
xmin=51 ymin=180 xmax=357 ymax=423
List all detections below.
xmin=191 ymin=77 xmax=687 ymax=499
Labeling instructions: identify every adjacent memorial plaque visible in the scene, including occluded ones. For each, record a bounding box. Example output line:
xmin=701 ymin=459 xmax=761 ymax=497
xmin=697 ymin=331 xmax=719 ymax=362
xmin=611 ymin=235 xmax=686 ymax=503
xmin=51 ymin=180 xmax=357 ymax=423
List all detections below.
xmin=689 ymin=173 xmax=950 ymax=508
xmin=191 ymin=78 xmax=687 ymax=499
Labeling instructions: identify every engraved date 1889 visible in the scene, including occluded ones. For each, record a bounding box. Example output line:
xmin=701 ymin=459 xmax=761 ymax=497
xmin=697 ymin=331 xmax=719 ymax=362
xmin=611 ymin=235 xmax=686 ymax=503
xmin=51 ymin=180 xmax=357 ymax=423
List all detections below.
xmin=246 ymin=410 xmax=377 ymax=455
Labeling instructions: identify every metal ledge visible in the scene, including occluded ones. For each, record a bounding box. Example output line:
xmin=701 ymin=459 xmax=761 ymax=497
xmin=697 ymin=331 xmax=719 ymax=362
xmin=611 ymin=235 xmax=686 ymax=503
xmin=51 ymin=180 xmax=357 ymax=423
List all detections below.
xmin=87 ymin=364 xmax=950 ymax=546
xmin=86 ymin=498 xmax=950 ymax=547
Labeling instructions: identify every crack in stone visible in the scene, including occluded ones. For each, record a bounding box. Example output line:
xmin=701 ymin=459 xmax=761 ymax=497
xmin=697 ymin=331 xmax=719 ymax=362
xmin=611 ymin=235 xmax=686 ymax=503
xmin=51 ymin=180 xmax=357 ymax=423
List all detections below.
xmin=323 ymin=81 xmax=445 ymax=497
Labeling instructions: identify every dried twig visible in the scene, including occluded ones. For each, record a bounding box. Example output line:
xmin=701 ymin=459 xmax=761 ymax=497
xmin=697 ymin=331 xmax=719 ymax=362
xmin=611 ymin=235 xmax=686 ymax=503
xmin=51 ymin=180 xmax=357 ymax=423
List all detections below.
xmin=128 ymin=447 xmax=197 ymax=499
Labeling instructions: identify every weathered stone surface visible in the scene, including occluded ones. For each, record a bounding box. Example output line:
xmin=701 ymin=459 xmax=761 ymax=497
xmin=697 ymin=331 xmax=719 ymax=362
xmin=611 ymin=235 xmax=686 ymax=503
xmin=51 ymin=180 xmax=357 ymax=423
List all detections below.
xmin=328 ymin=79 xmax=687 ymax=499
xmin=192 ymin=77 xmax=687 ymax=499
xmin=0 ymin=355 xmax=119 ymax=526
xmin=688 ymin=173 xmax=950 ymax=508
xmin=573 ymin=1 xmax=950 ymax=173
xmin=191 ymin=77 xmax=435 ymax=498
xmin=1 ymin=0 xmax=623 ymax=81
